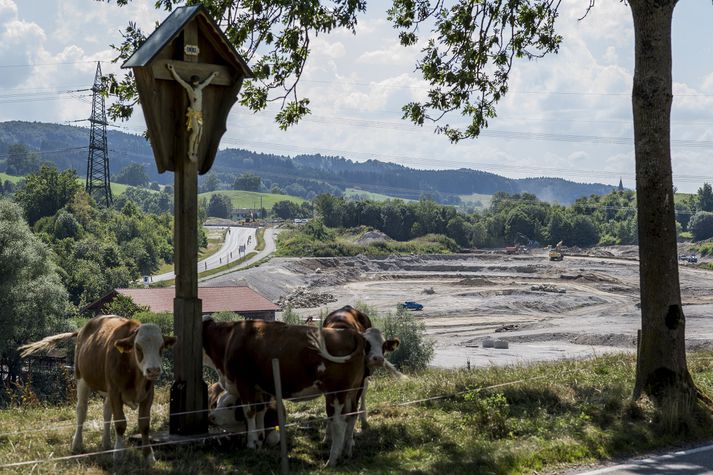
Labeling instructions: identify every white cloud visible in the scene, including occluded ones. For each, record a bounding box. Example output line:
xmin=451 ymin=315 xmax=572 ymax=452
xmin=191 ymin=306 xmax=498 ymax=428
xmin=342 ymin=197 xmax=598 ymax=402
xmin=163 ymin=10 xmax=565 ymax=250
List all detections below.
xmin=0 ymin=0 xmax=17 ymax=20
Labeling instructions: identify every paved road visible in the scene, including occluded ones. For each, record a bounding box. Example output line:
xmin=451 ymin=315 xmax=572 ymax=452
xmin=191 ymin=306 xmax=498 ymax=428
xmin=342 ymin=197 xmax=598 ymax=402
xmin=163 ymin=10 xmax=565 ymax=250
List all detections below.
xmin=200 ymin=227 xmax=280 ymax=283
xmin=151 ymin=226 xmax=257 ymax=283
xmin=572 ymin=443 xmax=713 ymax=474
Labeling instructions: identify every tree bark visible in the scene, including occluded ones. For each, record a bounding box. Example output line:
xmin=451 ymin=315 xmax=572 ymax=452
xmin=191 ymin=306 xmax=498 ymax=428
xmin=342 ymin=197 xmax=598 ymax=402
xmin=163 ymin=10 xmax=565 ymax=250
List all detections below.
xmin=629 ymin=0 xmax=696 ymax=404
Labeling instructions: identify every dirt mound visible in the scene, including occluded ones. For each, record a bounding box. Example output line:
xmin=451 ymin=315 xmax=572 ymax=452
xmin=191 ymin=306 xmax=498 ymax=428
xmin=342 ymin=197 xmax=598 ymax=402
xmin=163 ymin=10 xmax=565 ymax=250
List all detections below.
xmin=456 ymin=277 xmax=495 ymax=286
xmin=276 ymin=287 xmax=337 ymax=309
xmin=559 ymin=273 xmax=619 ymax=283
xmin=356 ymin=230 xmax=391 ymax=244
xmin=530 ymin=284 xmax=566 ymax=293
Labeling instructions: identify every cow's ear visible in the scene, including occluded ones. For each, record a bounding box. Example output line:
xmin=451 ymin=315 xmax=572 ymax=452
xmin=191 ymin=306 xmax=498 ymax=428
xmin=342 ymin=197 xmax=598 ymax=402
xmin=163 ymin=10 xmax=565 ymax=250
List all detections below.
xmin=383 ymin=337 xmax=400 ymax=353
xmin=163 ymin=335 xmax=177 ymax=348
xmin=115 ymin=337 xmax=134 ymax=353
xmin=114 ymin=328 xmax=137 ymax=353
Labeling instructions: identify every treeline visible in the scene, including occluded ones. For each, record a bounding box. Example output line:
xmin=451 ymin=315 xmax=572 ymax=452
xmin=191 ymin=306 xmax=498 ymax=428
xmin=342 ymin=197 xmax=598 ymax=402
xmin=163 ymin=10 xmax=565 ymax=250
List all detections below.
xmin=6 ymin=165 xmax=175 ymax=308
xmin=310 ymin=190 xmax=644 ymax=249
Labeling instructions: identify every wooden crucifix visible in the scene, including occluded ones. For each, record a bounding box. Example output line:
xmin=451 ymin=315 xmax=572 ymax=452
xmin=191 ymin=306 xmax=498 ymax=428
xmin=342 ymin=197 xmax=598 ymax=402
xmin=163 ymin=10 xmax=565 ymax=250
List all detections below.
xmin=123 ymin=5 xmax=252 ymax=436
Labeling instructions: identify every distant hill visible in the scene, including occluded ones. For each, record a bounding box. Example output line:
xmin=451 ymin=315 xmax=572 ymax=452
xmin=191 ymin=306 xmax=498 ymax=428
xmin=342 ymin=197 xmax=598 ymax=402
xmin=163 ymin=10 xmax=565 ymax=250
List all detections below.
xmin=0 ymin=121 xmax=616 ymax=204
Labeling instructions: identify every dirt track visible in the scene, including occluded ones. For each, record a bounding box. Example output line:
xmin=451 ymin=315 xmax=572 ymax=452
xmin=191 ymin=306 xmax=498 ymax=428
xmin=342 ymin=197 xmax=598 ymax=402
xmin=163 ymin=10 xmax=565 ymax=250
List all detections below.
xmin=204 ymin=247 xmax=713 ymax=369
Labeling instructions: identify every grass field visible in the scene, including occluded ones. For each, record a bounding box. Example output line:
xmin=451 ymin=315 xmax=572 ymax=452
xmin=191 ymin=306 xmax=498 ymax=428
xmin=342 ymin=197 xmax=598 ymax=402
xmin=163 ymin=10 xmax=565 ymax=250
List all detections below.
xmin=0 ymin=172 xmax=22 ymax=184
xmin=2 ymin=353 xmax=713 ymax=473
xmin=0 ymin=171 xmax=148 ymax=198
xmin=459 ymin=192 xmax=492 ymax=208
xmin=344 ymin=188 xmax=415 ymax=202
xmin=199 ymin=190 xmax=305 ymax=209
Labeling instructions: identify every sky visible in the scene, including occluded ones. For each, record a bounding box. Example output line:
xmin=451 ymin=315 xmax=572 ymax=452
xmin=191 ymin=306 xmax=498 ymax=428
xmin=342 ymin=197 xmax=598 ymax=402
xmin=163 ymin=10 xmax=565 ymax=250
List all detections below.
xmin=1 ymin=0 xmax=712 ymax=193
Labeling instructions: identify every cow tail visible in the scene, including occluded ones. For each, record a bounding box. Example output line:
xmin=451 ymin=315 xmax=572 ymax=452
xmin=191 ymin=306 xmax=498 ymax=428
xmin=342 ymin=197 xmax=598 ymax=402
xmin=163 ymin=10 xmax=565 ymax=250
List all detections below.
xmin=18 ymin=332 xmax=78 ymax=358
xmin=312 ymin=327 xmax=355 ymax=364
xmin=383 ymin=359 xmax=409 ymax=380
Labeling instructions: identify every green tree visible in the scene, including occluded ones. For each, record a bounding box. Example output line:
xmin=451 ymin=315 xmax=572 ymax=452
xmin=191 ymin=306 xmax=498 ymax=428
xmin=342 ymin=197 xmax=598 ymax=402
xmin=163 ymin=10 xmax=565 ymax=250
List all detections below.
xmin=114 ymin=163 xmax=149 ymax=187
xmin=689 ymin=212 xmax=713 ymax=241
xmin=0 ymin=199 xmax=69 ymax=386
xmin=696 ymin=183 xmax=713 ymax=213
xmin=233 ymin=173 xmax=262 ymax=192
xmin=14 ymin=165 xmax=81 ymax=225
xmin=272 ymin=200 xmax=301 ymax=220
xmin=5 ymin=144 xmax=39 ymax=176
xmin=102 ymin=294 xmax=150 ymax=318
xmin=313 ymin=194 xmax=344 ymax=228
xmin=207 ymin=194 xmax=232 ymax=218
xmin=201 ymin=174 xmax=220 ymax=193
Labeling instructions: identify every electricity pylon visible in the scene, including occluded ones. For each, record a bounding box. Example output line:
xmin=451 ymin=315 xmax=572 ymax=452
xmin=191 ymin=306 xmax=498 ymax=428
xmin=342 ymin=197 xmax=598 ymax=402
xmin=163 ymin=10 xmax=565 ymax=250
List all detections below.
xmin=86 ymin=61 xmax=112 ymax=206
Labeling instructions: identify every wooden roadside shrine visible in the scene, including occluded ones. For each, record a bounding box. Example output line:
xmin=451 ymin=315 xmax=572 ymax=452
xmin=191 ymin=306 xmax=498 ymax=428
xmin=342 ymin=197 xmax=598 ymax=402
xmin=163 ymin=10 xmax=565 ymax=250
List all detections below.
xmin=123 ymin=5 xmax=252 ymax=435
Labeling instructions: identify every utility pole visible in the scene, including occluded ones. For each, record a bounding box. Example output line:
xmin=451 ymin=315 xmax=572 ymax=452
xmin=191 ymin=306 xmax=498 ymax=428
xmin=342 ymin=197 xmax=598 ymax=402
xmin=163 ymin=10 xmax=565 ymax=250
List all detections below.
xmin=86 ymin=62 xmax=112 ymax=206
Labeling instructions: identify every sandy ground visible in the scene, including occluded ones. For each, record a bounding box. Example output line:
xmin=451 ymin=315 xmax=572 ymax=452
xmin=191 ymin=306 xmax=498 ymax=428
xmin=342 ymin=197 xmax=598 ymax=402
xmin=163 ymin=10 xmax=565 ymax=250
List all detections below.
xmin=205 ymin=247 xmax=713 ymax=369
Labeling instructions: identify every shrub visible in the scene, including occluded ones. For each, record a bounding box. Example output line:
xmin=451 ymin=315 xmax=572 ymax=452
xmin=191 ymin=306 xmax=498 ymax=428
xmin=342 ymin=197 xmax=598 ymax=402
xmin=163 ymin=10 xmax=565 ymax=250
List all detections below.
xmin=281 ymin=305 xmax=302 ymax=325
xmin=102 ymin=294 xmax=149 ymax=317
xmin=377 ymin=306 xmax=434 ymax=372
xmin=690 ymin=211 xmax=713 ymax=241
xmin=211 ymin=311 xmax=244 ymax=322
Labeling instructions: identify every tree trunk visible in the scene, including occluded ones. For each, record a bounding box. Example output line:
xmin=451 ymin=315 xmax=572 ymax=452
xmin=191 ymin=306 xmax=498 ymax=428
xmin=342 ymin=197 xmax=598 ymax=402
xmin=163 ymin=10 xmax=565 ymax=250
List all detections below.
xmin=629 ymin=0 xmax=696 ymax=405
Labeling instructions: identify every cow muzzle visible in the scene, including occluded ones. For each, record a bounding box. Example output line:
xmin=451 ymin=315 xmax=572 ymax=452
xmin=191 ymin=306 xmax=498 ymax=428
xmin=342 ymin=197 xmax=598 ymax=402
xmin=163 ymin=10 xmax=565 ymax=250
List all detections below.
xmin=369 ymin=355 xmax=384 ymax=366
xmin=145 ymin=367 xmax=161 ymax=380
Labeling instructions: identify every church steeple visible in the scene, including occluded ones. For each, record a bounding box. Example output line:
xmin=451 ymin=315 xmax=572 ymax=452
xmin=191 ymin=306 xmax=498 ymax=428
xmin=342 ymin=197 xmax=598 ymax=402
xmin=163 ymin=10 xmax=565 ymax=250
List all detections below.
xmin=618 ymin=177 xmax=624 ymax=191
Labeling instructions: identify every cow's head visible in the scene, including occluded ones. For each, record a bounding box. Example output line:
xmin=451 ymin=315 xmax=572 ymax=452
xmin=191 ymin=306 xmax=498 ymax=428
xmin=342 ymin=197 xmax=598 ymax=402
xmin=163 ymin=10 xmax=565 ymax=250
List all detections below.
xmin=362 ymin=327 xmax=400 ymax=368
xmin=114 ymin=323 xmax=176 ymax=381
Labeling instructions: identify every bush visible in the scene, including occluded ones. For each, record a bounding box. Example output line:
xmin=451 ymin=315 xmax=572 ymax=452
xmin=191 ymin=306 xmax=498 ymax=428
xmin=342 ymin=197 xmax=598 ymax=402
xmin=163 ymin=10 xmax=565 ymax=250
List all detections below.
xmin=211 ymin=311 xmax=244 ymax=322
xmin=281 ymin=305 xmax=302 ymax=325
xmin=689 ymin=211 xmax=713 ymax=241
xmin=376 ymin=306 xmax=434 ymax=372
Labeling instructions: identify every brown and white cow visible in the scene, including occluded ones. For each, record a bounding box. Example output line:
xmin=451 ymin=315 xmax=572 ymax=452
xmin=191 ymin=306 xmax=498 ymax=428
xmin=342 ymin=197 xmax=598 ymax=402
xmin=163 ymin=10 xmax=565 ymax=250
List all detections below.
xmin=202 ymin=318 xmax=365 ymax=466
xmin=323 ymin=305 xmax=405 ymax=430
xmin=20 ymin=315 xmax=175 ymax=462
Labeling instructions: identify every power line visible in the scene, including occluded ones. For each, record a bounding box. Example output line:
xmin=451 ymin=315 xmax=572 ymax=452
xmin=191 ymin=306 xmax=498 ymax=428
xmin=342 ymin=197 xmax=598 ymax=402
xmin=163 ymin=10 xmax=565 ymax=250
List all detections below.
xmin=0 ymin=60 xmax=112 ymax=69
xmin=100 ymin=123 xmax=709 ymax=190
xmin=0 ymin=146 xmax=89 ymax=159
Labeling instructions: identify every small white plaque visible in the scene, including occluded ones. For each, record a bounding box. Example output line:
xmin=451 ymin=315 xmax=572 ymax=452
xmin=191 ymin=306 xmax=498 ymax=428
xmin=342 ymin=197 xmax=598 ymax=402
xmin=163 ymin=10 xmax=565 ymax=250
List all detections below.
xmin=184 ymin=44 xmax=200 ymax=56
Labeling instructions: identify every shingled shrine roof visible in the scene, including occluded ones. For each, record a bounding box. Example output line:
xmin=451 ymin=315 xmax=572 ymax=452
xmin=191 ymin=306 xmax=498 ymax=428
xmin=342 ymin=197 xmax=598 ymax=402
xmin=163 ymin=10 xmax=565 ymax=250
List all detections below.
xmin=122 ymin=4 xmax=251 ymax=78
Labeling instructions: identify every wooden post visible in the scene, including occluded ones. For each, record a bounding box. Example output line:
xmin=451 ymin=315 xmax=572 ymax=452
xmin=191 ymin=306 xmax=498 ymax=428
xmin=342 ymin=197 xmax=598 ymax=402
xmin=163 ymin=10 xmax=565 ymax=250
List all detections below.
xmin=272 ymin=358 xmax=289 ymax=475
xmin=122 ymin=4 xmax=252 ymax=436
xmin=169 ymin=20 xmax=208 ymax=436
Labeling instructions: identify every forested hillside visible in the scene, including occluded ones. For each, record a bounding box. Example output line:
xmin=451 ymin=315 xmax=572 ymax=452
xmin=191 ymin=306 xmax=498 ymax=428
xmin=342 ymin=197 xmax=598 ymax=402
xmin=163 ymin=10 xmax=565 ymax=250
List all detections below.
xmin=0 ymin=121 xmax=615 ymax=204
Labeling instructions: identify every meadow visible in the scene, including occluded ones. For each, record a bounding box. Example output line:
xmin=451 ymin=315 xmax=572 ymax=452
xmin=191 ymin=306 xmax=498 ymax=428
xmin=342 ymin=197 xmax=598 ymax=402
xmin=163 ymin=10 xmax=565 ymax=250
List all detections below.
xmin=2 ymin=353 xmax=713 ymax=474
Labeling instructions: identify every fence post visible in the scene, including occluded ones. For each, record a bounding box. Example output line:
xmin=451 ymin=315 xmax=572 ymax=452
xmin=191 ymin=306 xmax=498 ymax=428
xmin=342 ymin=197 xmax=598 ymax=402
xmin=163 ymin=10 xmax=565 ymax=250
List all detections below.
xmin=272 ymin=358 xmax=289 ymax=475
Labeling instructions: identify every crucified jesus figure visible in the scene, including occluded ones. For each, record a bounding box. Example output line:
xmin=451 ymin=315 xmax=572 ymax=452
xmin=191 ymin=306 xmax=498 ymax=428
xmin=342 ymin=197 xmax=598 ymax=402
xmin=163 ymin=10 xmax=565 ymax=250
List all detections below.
xmin=167 ymin=63 xmax=218 ymax=162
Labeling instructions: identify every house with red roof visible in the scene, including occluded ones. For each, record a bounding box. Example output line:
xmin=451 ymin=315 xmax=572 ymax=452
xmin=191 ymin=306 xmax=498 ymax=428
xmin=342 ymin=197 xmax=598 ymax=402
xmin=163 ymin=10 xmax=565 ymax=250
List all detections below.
xmin=84 ymin=286 xmax=278 ymax=320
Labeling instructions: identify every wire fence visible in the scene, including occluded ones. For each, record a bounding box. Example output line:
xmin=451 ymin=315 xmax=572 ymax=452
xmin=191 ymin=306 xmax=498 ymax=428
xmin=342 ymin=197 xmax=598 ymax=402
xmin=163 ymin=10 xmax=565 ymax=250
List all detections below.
xmin=0 ymin=367 xmax=580 ymax=470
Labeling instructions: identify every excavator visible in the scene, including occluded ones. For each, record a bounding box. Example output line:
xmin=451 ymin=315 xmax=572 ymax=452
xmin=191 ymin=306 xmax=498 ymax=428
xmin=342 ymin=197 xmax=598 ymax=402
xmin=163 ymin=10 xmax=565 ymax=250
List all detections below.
xmin=548 ymin=240 xmax=564 ymax=261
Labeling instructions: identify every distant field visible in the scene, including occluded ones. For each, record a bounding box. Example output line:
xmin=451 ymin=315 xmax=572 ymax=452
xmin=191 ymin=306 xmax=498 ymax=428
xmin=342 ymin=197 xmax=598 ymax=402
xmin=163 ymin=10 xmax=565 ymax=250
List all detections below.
xmin=1 ymin=172 xmax=140 ymax=197
xmin=674 ymin=192 xmax=694 ymax=204
xmin=0 ymin=172 xmax=22 ymax=184
xmin=459 ymin=192 xmax=492 ymax=208
xmin=199 ymin=189 xmax=305 ymax=209
xmin=344 ymin=188 xmax=415 ymax=202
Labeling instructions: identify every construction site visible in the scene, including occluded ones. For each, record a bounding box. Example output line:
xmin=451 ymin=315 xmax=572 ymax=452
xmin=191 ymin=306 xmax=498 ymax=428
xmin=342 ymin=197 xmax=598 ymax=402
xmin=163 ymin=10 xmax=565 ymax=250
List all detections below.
xmin=204 ymin=245 xmax=713 ymax=368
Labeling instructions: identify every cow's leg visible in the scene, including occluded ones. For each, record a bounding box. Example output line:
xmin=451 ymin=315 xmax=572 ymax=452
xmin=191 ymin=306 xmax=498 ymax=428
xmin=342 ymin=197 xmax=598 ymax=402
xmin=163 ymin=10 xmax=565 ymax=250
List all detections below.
xmin=326 ymin=395 xmax=347 ymax=467
xmin=110 ymin=392 xmax=127 ymax=461
xmin=138 ymin=388 xmax=155 ymax=463
xmin=242 ymin=402 xmax=261 ymax=449
xmin=359 ymin=378 xmax=369 ymax=431
xmin=71 ymin=378 xmax=90 ymax=453
xmin=255 ymin=401 xmax=267 ymax=446
xmin=101 ymin=396 xmax=112 ymax=450
xmin=345 ymin=394 xmax=358 ymax=458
